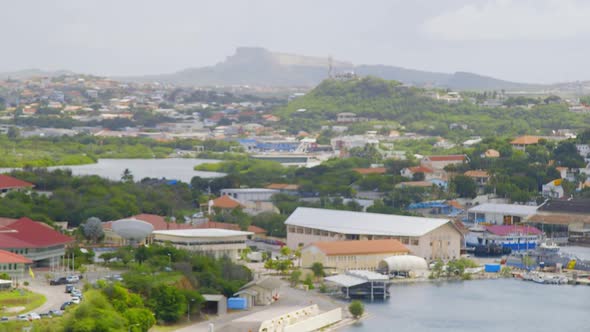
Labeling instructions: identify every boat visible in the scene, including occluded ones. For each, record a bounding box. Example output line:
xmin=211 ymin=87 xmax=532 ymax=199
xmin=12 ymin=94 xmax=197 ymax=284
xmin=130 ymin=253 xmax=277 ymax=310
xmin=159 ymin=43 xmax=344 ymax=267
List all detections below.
xmin=506 ymin=240 xmax=590 ymax=271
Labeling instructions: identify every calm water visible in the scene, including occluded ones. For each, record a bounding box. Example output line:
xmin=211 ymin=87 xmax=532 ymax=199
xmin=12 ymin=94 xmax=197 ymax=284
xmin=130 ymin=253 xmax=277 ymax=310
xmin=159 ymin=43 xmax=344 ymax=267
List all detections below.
xmin=44 ymin=158 xmax=225 ymax=183
xmin=343 ymin=279 xmax=590 ymax=332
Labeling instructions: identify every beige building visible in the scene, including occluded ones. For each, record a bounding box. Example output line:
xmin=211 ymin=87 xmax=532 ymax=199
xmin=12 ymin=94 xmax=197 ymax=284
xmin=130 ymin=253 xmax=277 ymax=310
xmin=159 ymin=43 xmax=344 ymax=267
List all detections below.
xmin=152 ymin=229 xmax=253 ymax=261
xmin=286 ymin=207 xmax=463 ymax=261
xmin=301 ymin=239 xmax=409 ymax=274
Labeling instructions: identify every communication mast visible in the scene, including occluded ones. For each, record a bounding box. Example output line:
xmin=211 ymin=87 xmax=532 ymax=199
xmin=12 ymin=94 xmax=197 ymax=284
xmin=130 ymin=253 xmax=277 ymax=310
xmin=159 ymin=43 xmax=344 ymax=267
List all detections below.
xmin=328 ymin=55 xmax=333 ymax=79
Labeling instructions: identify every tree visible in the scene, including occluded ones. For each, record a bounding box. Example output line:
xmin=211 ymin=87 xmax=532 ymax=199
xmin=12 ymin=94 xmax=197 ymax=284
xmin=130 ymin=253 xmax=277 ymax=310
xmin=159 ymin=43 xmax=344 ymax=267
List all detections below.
xmin=0 ymin=273 xmax=10 ymax=280
xmin=280 ymin=246 xmax=292 ymax=258
xmin=148 ymin=284 xmax=187 ymax=323
xmin=101 ymin=252 xmax=115 ymax=265
xmin=121 ymin=168 xmax=134 ymax=183
xmin=7 ymin=126 xmax=19 ymax=139
xmin=311 ymin=262 xmax=325 ymax=280
xmin=451 ymin=175 xmax=477 ymax=198
xmin=348 ymin=300 xmax=364 ymax=319
xmin=289 ymin=269 xmax=302 ymax=287
xmin=82 ymin=217 xmax=104 ymax=243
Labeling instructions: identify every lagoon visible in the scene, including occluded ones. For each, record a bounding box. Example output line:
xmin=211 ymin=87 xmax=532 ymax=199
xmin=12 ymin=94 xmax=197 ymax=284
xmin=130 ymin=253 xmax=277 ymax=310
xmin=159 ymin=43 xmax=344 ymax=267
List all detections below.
xmin=343 ymin=278 xmax=590 ymax=332
xmin=43 ymin=158 xmax=224 ymax=183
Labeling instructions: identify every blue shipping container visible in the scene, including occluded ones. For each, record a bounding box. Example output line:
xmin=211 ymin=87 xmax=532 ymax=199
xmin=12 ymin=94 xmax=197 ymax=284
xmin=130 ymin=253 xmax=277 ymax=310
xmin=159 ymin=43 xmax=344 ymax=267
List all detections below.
xmin=484 ymin=264 xmax=501 ymax=273
xmin=227 ymin=297 xmax=247 ymax=310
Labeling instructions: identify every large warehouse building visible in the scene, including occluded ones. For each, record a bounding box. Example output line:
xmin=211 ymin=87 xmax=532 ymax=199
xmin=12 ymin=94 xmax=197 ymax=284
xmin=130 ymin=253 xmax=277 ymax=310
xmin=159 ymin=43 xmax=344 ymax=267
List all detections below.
xmin=285 ymin=207 xmax=463 ymax=261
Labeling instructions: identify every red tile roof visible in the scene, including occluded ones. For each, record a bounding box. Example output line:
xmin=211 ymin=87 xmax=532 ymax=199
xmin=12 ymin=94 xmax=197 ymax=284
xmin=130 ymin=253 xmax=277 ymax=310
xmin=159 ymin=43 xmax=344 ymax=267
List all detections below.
xmin=212 ymin=195 xmax=243 ymax=209
xmin=353 ymin=167 xmax=387 ymax=175
xmin=266 ymin=183 xmax=300 ymax=190
xmin=0 ymin=249 xmax=32 ymax=264
xmin=464 ymin=170 xmax=490 ymax=178
xmin=0 ymin=175 xmax=34 ymax=190
xmin=0 ymin=217 xmax=73 ymax=249
xmin=407 ymin=166 xmax=433 ymax=174
xmin=426 ymin=155 xmax=466 ymax=162
xmin=310 ymin=239 xmax=409 ymax=256
xmin=484 ymin=225 xmax=542 ymax=236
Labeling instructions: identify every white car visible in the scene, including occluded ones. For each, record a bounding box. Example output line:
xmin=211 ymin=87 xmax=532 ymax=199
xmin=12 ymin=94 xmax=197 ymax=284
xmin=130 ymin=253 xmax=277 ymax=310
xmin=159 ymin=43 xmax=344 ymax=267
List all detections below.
xmin=66 ymin=275 xmax=79 ymax=283
xmin=70 ymin=297 xmax=81 ymax=304
xmin=17 ymin=315 xmax=28 ymax=321
xmin=28 ymin=313 xmax=41 ymax=321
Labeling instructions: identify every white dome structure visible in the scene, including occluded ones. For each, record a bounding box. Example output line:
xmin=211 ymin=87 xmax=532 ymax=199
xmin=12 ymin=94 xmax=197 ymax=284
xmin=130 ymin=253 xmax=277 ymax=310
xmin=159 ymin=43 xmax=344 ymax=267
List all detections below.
xmin=378 ymin=255 xmax=428 ymax=273
xmin=111 ymin=218 xmax=154 ymax=243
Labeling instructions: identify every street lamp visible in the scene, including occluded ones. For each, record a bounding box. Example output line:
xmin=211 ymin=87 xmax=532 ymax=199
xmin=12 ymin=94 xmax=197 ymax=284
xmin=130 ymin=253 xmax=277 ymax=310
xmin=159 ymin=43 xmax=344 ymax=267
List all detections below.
xmin=167 ymin=253 xmax=172 ymax=267
xmin=128 ymin=323 xmax=140 ymax=332
xmin=187 ymin=298 xmax=195 ymax=321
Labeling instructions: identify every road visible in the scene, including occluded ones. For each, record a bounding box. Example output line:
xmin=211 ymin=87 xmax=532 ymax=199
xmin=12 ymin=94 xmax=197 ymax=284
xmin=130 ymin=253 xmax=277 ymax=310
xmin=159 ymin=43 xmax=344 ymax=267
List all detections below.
xmin=25 ymin=277 xmax=71 ymax=315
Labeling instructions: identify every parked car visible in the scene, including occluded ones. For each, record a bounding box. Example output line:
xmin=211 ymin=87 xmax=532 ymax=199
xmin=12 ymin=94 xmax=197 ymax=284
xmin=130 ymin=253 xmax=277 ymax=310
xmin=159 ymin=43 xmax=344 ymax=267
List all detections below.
xmin=66 ymin=275 xmax=79 ymax=283
xmin=60 ymin=301 xmax=73 ymax=310
xmin=70 ymin=297 xmax=80 ymax=304
xmin=39 ymin=312 xmax=52 ymax=319
xmin=49 ymin=310 xmax=63 ymax=316
xmin=28 ymin=313 xmax=41 ymax=321
xmin=1 ymin=316 xmax=8 ymax=322
xmin=17 ymin=315 xmax=28 ymax=321
xmin=65 ymin=284 xmax=75 ymax=293
xmin=50 ymin=277 xmax=68 ymax=285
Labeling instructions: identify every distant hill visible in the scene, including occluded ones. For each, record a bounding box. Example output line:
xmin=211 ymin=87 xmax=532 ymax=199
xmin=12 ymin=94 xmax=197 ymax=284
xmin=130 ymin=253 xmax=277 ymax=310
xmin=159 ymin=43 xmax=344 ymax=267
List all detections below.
xmin=277 ymin=76 xmax=587 ymax=137
xmin=0 ymin=69 xmax=74 ymax=80
xmin=122 ymin=47 xmax=537 ymax=90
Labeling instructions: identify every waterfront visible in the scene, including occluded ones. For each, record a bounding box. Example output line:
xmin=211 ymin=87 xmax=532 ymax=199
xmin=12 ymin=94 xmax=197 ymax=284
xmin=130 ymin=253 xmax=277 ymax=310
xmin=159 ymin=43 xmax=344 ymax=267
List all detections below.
xmin=42 ymin=158 xmax=224 ymax=183
xmin=343 ymin=279 xmax=590 ymax=332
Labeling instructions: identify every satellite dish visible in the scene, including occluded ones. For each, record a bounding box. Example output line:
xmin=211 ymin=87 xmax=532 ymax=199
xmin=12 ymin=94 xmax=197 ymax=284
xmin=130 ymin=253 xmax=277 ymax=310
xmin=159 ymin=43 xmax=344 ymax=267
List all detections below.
xmin=111 ymin=218 xmax=154 ymax=245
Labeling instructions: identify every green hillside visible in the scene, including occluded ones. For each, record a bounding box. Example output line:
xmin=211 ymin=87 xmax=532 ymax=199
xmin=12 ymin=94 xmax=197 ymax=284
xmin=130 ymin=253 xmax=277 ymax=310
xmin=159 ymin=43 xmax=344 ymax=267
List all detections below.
xmin=278 ymin=76 xmax=590 ymax=137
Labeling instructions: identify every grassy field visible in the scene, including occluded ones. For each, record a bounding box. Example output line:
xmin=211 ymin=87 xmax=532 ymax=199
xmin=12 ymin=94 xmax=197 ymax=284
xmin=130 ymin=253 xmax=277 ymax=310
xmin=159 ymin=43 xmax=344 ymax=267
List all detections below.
xmin=0 ymin=289 xmax=46 ymax=315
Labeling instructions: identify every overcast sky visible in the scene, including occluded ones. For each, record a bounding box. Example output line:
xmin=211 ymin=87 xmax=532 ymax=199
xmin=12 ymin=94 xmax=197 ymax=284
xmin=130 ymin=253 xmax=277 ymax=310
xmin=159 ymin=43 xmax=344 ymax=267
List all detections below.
xmin=1 ymin=0 xmax=589 ymax=83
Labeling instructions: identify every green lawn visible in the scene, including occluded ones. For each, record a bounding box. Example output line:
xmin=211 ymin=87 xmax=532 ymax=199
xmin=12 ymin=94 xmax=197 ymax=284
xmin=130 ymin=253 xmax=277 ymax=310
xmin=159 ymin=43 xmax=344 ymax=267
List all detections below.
xmin=0 ymin=289 xmax=46 ymax=315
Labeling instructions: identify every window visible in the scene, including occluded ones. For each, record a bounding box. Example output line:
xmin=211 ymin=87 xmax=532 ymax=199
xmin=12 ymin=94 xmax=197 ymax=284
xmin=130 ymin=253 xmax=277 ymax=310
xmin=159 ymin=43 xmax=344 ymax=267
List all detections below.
xmin=411 ymin=238 xmax=419 ymax=246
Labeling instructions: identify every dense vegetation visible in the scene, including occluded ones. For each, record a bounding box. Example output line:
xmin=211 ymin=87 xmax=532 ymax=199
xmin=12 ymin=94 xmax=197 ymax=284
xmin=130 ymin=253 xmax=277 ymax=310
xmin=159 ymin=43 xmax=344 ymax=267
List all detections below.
xmin=0 ymin=169 xmax=195 ymax=226
xmin=0 ymin=134 xmax=238 ymax=167
xmin=278 ymin=77 xmax=590 ymax=137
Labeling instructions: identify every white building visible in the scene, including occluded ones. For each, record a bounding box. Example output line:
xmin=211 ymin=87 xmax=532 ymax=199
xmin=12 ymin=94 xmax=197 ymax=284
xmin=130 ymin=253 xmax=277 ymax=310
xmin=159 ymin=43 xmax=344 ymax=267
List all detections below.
xmin=152 ymin=229 xmax=253 ymax=260
xmin=467 ymin=203 xmax=539 ymax=225
xmin=220 ymin=188 xmax=279 ymax=202
xmin=285 ymin=207 xmax=463 ymax=261
xmin=576 ymin=144 xmax=590 ymax=162
xmin=542 ymin=180 xmax=565 ymax=199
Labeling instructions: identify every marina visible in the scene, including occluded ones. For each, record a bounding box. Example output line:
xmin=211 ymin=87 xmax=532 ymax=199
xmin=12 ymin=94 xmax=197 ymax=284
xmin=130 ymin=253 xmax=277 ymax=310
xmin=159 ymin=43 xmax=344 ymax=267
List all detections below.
xmin=341 ymin=279 xmax=590 ymax=332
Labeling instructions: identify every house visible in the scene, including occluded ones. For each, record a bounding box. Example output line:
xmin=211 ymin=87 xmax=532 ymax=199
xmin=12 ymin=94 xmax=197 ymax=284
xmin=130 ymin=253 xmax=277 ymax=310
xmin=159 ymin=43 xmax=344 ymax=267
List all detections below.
xmin=527 ymin=199 xmax=590 ymax=244
xmin=542 ymin=179 xmax=565 ymax=199
xmin=511 ymin=135 xmax=541 ymax=151
xmin=336 ymin=112 xmax=359 ymax=123
xmin=482 ymin=149 xmax=500 ymax=158
xmin=421 ymin=154 xmax=468 ymax=170
xmin=152 ymin=229 xmax=253 ymax=260
xmin=467 ymin=203 xmax=538 ymax=225
xmin=210 ymin=195 xmax=244 ymax=211
xmin=0 ymin=217 xmax=73 ymax=267
xmin=576 ymin=144 xmax=590 ymax=162
xmin=285 ymin=207 xmax=463 ymax=261
xmin=464 ymin=170 xmax=490 ymax=188
xmin=301 ymin=239 xmax=409 ymax=274
xmin=234 ymin=277 xmax=282 ymax=308
xmin=0 ymin=174 xmax=34 ymax=195
xmin=0 ymin=249 xmax=32 ymax=278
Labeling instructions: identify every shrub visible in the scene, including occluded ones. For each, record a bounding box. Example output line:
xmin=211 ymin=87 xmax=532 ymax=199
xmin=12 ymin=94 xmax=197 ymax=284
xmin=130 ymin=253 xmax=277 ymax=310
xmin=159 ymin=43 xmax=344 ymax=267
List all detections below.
xmin=349 ymin=300 xmax=364 ymax=319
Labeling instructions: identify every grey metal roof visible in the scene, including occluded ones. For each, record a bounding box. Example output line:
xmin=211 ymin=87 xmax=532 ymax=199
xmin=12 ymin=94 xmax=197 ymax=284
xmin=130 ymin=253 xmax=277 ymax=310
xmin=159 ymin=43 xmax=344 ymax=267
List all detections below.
xmin=324 ymin=274 xmax=366 ymax=287
xmin=468 ymin=203 xmax=538 ymax=216
xmin=285 ymin=207 xmax=452 ymax=237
